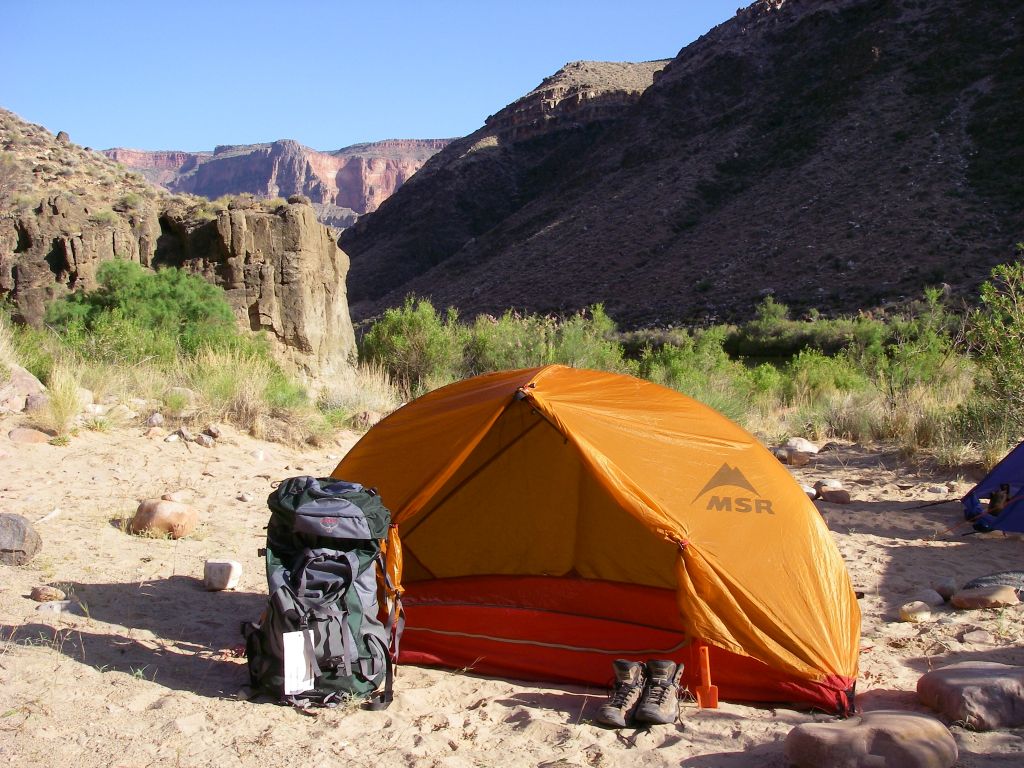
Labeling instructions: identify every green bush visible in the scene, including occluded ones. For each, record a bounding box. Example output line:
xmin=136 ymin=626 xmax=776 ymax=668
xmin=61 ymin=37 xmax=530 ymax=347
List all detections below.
xmin=45 ymin=259 xmax=238 ymax=362
xmin=549 ymin=305 xmax=628 ymax=372
xmin=968 ymin=256 xmax=1024 ymax=431
xmin=465 ymin=311 xmax=554 ymax=374
xmin=361 ymin=296 xmax=464 ymax=397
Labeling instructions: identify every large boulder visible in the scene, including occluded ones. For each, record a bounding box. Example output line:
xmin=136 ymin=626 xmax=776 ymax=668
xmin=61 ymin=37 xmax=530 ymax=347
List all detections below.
xmin=950 ymin=585 xmax=1019 ymax=609
xmin=0 ymin=513 xmax=42 ymax=565
xmin=129 ymin=499 xmax=197 ymax=539
xmin=784 ymin=710 xmax=957 ymax=768
xmin=918 ymin=662 xmax=1024 ymax=730
xmin=0 ymin=364 xmax=45 ymax=414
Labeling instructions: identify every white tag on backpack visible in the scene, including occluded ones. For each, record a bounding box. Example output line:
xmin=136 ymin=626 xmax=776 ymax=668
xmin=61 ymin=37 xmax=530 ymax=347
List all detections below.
xmin=282 ymin=630 xmax=316 ymax=695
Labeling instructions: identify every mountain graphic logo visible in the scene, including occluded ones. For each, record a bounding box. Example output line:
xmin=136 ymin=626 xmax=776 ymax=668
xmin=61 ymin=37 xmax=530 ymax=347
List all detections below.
xmin=692 ymin=464 xmax=758 ymax=502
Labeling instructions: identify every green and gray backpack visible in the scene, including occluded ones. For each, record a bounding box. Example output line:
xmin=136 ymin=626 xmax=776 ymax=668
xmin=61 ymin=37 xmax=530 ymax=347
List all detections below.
xmin=242 ymin=476 xmax=399 ymax=709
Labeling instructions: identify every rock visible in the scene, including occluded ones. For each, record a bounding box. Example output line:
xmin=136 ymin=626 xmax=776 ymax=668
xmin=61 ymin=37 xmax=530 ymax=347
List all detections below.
xmin=164 ymin=432 xmax=180 ymax=443
xmin=194 ymin=433 xmax=215 ymax=448
xmin=927 ymin=485 xmax=947 ymax=494
xmin=0 ymin=513 xmax=43 ymax=565
xmin=961 ymin=629 xmax=994 ymax=644
xmin=85 ymin=403 xmax=108 ymax=416
xmin=203 ymin=423 xmax=222 ymax=439
xmin=911 ymin=588 xmax=946 ymax=607
xmin=24 ymin=392 xmax=49 ymax=412
xmin=918 ymin=662 xmax=1024 ymax=730
xmin=800 ymin=484 xmax=817 ymax=500
xmin=950 ymin=585 xmax=1020 ymax=609
xmin=932 ymin=578 xmax=958 ymax=601
xmin=144 ymin=426 xmax=164 ymax=438
xmin=129 ymin=499 xmax=197 ymax=539
xmin=287 ymin=194 xmax=311 ymax=205
xmin=106 ymin=404 xmax=137 ymax=422
xmin=774 ymin=447 xmax=810 ymax=467
xmin=161 ymin=490 xmax=191 ymax=503
xmin=814 ymin=479 xmax=843 ymax=495
xmin=784 ymin=709 xmax=957 ymax=768
xmin=166 ymin=386 xmax=197 ymax=407
xmin=0 ymin=447 xmax=9 ymax=460
xmin=36 ymin=599 xmax=84 ymax=615
xmin=77 ymin=388 xmax=94 ymax=407
xmin=30 ymin=585 xmax=66 ymax=602
xmin=819 ymin=487 xmax=852 ymax=504
xmin=237 ymin=492 xmax=254 ymax=503
xmin=351 ymin=410 xmax=384 ymax=431
xmin=178 ymin=426 xmax=195 ymax=442
xmin=8 ymin=427 xmax=51 ymax=444
xmin=55 ymin=130 xmax=70 ymax=144
xmin=146 ymin=412 xmax=165 ymax=427
xmin=249 ymin=449 xmax=266 ymax=462
xmin=899 ymin=601 xmax=932 ymax=623
xmin=204 ymin=560 xmax=242 ymax=591
xmin=784 ymin=437 xmax=820 ymax=455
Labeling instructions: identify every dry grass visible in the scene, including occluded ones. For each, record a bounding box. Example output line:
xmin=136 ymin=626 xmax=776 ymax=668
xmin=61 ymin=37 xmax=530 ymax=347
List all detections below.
xmin=33 ymin=361 xmax=81 ymax=436
xmin=317 ymin=362 xmax=404 ymax=420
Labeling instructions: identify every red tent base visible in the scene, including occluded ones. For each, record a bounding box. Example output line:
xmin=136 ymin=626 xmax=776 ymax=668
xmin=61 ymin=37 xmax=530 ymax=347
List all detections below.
xmin=398 ymin=575 xmax=855 ymax=714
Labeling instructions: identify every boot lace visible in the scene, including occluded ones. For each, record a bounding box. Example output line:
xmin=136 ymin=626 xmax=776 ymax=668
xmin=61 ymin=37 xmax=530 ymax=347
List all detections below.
xmin=609 ymin=679 xmax=642 ymax=707
xmin=645 ymin=680 xmax=673 ymax=706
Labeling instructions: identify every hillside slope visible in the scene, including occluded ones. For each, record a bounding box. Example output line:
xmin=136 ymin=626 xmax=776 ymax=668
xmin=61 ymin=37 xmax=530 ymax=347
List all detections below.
xmin=342 ymin=0 xmax=1024 ymax=326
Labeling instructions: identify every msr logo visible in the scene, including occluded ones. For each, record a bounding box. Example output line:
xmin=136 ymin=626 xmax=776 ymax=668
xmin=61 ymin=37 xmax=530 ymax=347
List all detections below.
xmin=693 ymin=463 xmax=774 ymax=514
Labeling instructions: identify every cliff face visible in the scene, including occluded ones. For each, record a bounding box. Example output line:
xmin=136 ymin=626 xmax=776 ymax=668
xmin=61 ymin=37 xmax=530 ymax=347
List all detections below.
xmin=341 ymin=0 xmax=1024 ymax=327
xmin=339 ymin=60 xmax=667 ymax=306
xmin=1 ymin=108 xmax=356 ymax=379
xmin=103 ymin=138 xmax=450 ymax=229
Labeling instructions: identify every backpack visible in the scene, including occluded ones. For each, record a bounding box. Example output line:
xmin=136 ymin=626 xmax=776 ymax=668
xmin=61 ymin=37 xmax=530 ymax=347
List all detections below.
xmin=242 ymin=476 xmax=402 ymax=708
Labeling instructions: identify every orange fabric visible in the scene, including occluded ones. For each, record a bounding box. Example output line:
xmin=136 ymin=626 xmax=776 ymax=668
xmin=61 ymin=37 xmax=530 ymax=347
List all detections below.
xmin=334 ymin=365 xmax=860 ymax=704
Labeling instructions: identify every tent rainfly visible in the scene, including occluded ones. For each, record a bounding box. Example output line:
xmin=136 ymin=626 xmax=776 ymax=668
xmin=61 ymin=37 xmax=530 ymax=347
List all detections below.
xmin=333 ymin=365 xmax=860 ymax=713
xmin=962 ymin=440 xmax=1024 ymax=532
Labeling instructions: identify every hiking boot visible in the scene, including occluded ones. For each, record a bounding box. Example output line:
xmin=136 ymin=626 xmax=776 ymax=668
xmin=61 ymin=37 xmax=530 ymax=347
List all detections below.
xmin=634 ymin=660 xmax=683 ymax=725
xmin=595 ymin=660 xmax=647 ymax=727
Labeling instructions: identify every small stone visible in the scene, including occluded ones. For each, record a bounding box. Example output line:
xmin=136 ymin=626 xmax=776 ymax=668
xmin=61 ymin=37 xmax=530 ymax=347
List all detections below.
xmin=899 ymin=601 xmax=932 ymax=623
xmin=932 ymin=577 xmax=958 ymax=601
xmin=161 ymin=490 xmax=191 ymax=503
xmin=36 ymin=599 xmax=84 ymax=615
xmin=24 ymin=392 xmax=49 ymax=412
xmin=0 ymin=447 xmax=9 ymax=460
xmin=911 ymin=588 xmax=946 ymax=607
xmin=8 ymin=427 xmax=51 ymax=444
xmin=784 ymin=437 xmax=820 ymax=454
xmin=178 ymin=426 xmax=195 ymax=442
xmin=249 ymin=449 xmax=266 ymax=462
xmin=951 ymin=585 xmax=1020 ymax=609
xmin=164 ymin=433 xmax=180 ymax=443
xmin=0 ymin=513 xmax=43 ymax=565
xmin=962 ymin=629 xmax=994 ymax=644
xmin=237 ymin=492 xmax=254 ymax=503
xmin=927 ymin=485 xmax=947 ymax=494
xmin=800 ymin=484 xmax=817 ymax=500
xmin=144 ymin=426 xmax=165 ymax=438
xmin=204 ymin=560 xmax=242 ymax=591
xmin=85 ymin=403 xmax=108 ymax=416
xmin=146 ymin=412 xmax=165 ymax=427
xmin=813 ymin=479 xmax=843 ymax=495
xmin=784 ymin=710 xmax=957 ymax=768
xmin=106 ymin=404 xmax=137 ymax=422
xmin=130 ymin=499 xmax=197 ymax=539
xmin=351 ymin=410 xmax=384 ymax=430
xmin=819 ymin=487 xmax=852 ymax=504
xmin=30 ymin=585 xmax=66 ymax=602
xmin=918 ymin=662 xmax=1024 ymax=730
xmin=77 ymin=388 xmax=94 ymax=407
xmin=203 ymin=423 xmax=222 ymax=439
xmin=774 ymin=447 xmax=810 ymax=466
xmin=194 ymin=433 xmax=215 ymax=448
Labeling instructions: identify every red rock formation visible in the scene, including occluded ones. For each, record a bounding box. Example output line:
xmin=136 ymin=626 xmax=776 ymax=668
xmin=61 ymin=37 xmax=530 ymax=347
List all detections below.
xmin=102 ymin=138 xmax=450 ymax=227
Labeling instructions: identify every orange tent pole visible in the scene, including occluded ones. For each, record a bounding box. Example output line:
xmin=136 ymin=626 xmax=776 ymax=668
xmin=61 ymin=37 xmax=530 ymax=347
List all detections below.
xmin=694 ymin=641 xmax=719 ymax=709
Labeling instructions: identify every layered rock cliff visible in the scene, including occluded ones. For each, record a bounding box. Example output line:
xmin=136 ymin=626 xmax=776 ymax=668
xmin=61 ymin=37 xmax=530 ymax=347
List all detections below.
xmin=1 ymin=109 xmax=356 ymax=379
xmin=341 ymin=0 xmax=1024 ymax=327
xmin=103 ymin=138 xmax=450 ymax=229
xmin=340 ymin=60 xmax=667 ymax=307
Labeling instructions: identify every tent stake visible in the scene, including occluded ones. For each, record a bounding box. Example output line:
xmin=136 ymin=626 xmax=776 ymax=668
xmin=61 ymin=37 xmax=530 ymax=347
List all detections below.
xmin=695 ymin=642 xmax=719 ymax=709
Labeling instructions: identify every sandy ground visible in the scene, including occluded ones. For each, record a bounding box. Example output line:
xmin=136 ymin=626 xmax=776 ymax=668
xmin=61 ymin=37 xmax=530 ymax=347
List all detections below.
xmin=2 ymin=419 xmax=1023 ymax=768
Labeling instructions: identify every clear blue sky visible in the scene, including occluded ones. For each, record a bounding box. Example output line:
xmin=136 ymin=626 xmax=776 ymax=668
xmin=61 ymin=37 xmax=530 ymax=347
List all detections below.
xmin=2 ymin=1 xmax=738 ymax=151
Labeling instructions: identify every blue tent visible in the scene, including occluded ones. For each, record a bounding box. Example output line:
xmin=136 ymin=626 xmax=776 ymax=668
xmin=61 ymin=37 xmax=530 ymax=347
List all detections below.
xmin=962 ymin=441 xmax=1024 ymax=532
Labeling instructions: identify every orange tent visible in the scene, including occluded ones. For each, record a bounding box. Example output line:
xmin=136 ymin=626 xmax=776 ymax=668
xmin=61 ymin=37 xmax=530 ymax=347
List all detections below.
xmin=333 ymin=365 xmax=860 ymax=712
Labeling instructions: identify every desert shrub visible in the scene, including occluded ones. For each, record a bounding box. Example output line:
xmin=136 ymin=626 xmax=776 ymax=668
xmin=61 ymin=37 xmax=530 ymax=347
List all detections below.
xmin=117 ymin=192 xmax=142 ymax=210
xmin=46 ymin=259 xmax=238 ymax=362
xmin=549 ymin=305 xmax=629 ymax=372
xmin=317 ymin=363 xmax=404 ymax=426
xmin=968 ymin=256 xmax=1024 ymax=432
xmin=784 ymin=349 xmax=869 ymax=404
xmin=465 ymin=311 xmax=555 ymax=374
xmin=361 ymin=296 xmax=464 ymax=397
xmin=35 ymin=361 xmax=81 ymax=437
